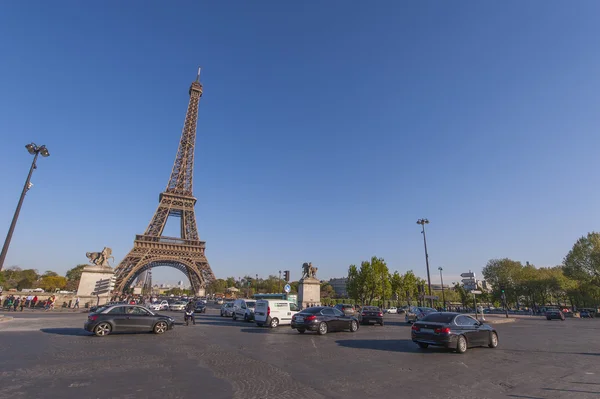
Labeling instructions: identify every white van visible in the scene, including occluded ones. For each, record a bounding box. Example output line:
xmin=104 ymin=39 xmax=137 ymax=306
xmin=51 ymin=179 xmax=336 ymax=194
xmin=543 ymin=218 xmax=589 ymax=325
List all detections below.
xmin=233 ymin=299 xmax=257 ymax=322
xmin=254 ymin=299 xmax=300 ymax=328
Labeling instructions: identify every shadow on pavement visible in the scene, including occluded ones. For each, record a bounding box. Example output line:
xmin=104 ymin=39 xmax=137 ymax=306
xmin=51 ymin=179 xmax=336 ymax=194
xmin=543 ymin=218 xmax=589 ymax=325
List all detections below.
xmin=40 ymin=328 xmax=91 ymax=336
xmin=335 ymin=339 xmax=437 ymax=353
xmin=381 ymin=321 xmax=412 ymax=327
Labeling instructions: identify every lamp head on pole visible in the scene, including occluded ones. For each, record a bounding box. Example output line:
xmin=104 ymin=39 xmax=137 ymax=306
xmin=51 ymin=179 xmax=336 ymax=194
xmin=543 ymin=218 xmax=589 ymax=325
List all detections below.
xmin=39 ymin=145 xmax=50 ymax=157
xmin=416 ymin=218 xmax=429 ymax=226
xmin=25 ymin=143 xmax=37 ymax=155
xmin=438 ymin=267 xmax=443 ymax=271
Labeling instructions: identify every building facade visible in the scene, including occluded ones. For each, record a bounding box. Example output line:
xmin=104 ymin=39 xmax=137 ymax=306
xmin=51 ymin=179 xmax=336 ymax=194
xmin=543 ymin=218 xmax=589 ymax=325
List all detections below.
xmin=329 ymin=278 xmax=348 ymax=297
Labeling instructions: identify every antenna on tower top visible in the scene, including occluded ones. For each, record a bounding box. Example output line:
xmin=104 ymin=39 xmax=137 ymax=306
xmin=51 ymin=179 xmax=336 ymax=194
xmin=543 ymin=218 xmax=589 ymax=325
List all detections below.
xmin=196 ymin=67 xmax=201 ymax=82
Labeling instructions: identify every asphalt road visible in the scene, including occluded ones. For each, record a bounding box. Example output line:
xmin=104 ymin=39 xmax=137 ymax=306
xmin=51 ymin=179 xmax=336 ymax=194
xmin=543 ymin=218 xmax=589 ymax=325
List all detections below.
xmin=0 ymin=310 xmax=598 ymax=399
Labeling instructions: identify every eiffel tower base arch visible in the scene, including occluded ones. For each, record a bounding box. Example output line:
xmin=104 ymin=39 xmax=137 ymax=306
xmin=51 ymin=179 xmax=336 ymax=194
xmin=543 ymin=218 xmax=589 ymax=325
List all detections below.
xmin=113 ymin=235 xmax=214 ymax=296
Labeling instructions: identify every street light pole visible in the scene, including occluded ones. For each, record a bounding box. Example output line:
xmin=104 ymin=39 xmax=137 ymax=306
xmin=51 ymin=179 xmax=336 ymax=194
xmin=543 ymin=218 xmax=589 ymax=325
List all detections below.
xmin=0 ymin=143 xmax=50 ymax=272
xmin=417 ymin=218 xmax=433 ymax=307
xmin=279 ymin=270 xmax=282 ymax=293
xmin=438 ymin=267 xmax=446 ymax=310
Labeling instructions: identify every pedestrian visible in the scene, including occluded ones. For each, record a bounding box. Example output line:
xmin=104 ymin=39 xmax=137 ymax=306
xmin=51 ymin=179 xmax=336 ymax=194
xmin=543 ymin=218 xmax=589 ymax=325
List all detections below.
xmin=13 ymin=297 xmax=20 ymax=312
xmin=74 ymin=297 xmax=80 ymax=309
xmin=19 ymin=297 xmax=25 ymax=311
xmin=32 ymin=295 xmax=38 ymax=308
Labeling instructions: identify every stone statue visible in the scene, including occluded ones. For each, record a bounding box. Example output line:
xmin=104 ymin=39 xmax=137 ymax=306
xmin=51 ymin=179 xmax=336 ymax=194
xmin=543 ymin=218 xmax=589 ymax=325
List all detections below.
xmin=86 ymin=247 xmax=114 ymax=267
xmin=301 ymin=262 xmax=318 ymax=279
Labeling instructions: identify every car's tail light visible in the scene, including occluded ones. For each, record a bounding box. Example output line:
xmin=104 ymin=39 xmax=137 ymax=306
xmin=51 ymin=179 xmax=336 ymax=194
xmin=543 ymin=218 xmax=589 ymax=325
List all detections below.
xmin=361 ymin=312 xmax=366 ymax=316
xmin=88 ymin=315 xmax=98 ymax=322
xmin=378 ymin=312 xmax=383 ymax=317
xmin=305 ymin=315 xmax=317 ymax=322
xmin=411 ymin=324 xmax=420 ymax=331
xmin=435 ymin=327 xmax=451 ymax=334
xmin=267 ymin=306 xmax=270 ymax=316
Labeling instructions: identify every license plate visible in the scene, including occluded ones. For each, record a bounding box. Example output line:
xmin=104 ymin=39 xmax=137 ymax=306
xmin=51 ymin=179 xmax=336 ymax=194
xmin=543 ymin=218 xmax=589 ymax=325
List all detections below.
xmin=420 ymin=328 xmax=434 ymax=333
xmin=296 ymin=317 xmax=304 ymax=322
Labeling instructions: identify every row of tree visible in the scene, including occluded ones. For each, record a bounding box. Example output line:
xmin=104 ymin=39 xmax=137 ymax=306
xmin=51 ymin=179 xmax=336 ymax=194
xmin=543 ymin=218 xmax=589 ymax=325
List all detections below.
xmin=0 ymin=264 xmax=86 ymax=292
xmin=481 ymin=232 xmax=600 ymax=309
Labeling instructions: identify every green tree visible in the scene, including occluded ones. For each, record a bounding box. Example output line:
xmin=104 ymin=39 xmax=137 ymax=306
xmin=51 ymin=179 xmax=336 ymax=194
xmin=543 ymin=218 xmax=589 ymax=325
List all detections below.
xmin=482 ymin=258 xmax=523 ymax=306
xmin=401 ymin=270 xmax=420 ymax=306
xmin=42 ymin=270 xmax=59 ymax=277
xmin=453 ymin=283 xmax=469 ymax=307
xmin=225 ymin=277 xmax=237 ymax=289
xmin=207 ymin=278 xmax=227 ymax=295
xmin=563 ymin=232 xmax=600 ymax=288
xmin=320 ymin=282 xmax=335 ymax=298
xmin=39 ymin=275 xmax=67 ymax=291
xmin=65 ymin=264 xmax=87 ymax=291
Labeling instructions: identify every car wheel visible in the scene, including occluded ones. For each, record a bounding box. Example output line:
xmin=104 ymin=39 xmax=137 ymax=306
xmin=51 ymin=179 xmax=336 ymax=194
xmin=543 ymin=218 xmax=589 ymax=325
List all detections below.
xmin=233 ymin=313 xmax=237 ymax=321
xmin=94 ymin=322 xmax=112 ymax=337
xmin=154 ymin=321 xmax=168 ymax=334
xmin=417 ymin=342 xmax=428 ymax=349
xmin=380 ymin=321 xmax=384 ymax=326
xmin=405 ymin=315 xmax=410 ymax=324
xmin=220 ymin=311 xmax=224 ymax=317
xmin=297 ymin=329 xmax=306 ymax=334
xmin=244 ymin=314 xmax=249 ymax=322
xmin=456 ymin=335 xmax=468 ymax=354
xmin=349 ymin=320 xmax=358 ymax=332
xmin=318 ymin=322 xmax=328 ymax=335
xmin=546 ymin=317 xmax=551 ymax=320
xmin=270 ymin=318 xmax=279 ymax=328
xmin=488 ymin=332 xmax=498 ymax=348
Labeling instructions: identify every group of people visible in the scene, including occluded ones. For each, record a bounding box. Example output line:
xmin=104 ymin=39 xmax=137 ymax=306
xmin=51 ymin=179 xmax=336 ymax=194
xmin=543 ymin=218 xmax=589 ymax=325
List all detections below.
xmin=0 ymin=294 xmax=57 ymax=311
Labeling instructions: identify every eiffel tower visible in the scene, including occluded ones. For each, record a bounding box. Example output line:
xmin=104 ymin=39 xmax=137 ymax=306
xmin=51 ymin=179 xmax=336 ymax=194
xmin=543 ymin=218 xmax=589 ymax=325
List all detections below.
xmin=113 ymin=70 xmax=216 ymax=295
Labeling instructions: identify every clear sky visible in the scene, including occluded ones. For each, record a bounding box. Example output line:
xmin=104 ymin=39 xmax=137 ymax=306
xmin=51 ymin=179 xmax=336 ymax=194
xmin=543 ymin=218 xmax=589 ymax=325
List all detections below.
xmin=1 ymin=1 xmax=599 ymax=286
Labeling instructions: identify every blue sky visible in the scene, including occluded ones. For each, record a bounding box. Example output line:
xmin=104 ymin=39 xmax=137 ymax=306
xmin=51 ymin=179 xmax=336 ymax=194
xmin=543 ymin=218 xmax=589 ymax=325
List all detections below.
xmin=1 ymin=1 xmax=599 ymax=286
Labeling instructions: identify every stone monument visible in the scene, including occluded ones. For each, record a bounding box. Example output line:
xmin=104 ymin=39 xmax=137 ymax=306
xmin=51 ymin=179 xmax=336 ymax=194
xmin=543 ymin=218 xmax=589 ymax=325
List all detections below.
xmin=77 ymin=247 xmax=116 ymax=306
xmin=297 ymin=262 xmax=321 ymax=309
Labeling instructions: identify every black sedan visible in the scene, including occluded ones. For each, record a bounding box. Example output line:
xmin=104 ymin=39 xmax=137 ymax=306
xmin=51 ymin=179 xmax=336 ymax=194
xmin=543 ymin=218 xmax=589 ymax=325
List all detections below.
xmin=546 ymin=309 xmax=565 ymax=321
xmin=84 ymin=304 xmax=175 ymax=337
xmin=194 ymin=302 xmax=207 ymax=313
xmin=359 ymin=306 xmax=384 ymax=326
xmin=411 ymin=312 xmax=498 ymax=354
xmin=291 ymin=306 xmax=359 ymax=335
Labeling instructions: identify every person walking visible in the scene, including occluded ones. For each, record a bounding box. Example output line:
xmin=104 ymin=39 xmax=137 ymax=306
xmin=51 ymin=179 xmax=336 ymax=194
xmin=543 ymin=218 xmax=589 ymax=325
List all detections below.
xmin=32 ymin=295 xmax=38 ymax=309
xmin=19 ymin=297 xmax=25 ymax=311
xmin=13 ymin=297 xmax=20 ymax=312
xmin=74 ymin=297 xmax=80 ymax=309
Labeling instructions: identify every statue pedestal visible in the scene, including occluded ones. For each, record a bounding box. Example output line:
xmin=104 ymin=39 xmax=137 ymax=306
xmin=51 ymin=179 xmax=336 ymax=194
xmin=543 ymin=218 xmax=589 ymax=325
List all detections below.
xmin=77 ymin=265 xmax=115 ymax=306
xmin=298 ymin=277 xmax=321 ymax=309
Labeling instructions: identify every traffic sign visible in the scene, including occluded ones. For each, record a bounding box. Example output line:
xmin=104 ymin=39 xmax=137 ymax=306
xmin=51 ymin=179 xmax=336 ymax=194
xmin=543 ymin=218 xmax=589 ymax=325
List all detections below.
xmin=460 ymin=272 xmax=475 ymax=278
xmin=284 ymin=284 xmax=291 ymax=293
xmin=470 ymin=290 xmax=482 ymax=294
xmin=463 ymin=285 xmax=477 ymax=291
xmin=461 ymin=278 xmax=475 ymax=284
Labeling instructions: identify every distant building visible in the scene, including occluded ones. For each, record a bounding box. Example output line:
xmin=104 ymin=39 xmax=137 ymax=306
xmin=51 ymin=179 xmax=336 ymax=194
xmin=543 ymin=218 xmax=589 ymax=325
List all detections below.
xmin=329 ymin=278 xmax=348 ymax=297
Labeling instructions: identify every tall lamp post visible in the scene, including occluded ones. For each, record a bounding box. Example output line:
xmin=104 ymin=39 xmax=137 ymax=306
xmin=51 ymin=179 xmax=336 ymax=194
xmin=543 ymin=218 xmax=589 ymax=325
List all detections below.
xmin=0 ymin=143 xmax=50 ymax=272
xmin=438 ymin=267 xmax=446 ymax=310
xmin=278 ymin=270 xmax=282 ymax=293
xmin=416 ymin=218 xmax=433 ymax=307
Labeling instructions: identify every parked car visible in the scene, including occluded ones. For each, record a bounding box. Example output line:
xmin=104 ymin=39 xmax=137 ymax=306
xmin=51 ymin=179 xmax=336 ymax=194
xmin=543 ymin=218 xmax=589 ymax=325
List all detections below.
xmin=334 ymin=304 xmax=356 ymax=317
xmin=405 ymin=306 xmax=437 ymax=323
xmin=579 ymin=308 xmax=595 ymax=318
xmin=291 ymin=306 xmax=359 ymax=335
xmin=386 ymin=307 xmax=398 ymax=314
xmin=169 ymin=301 xmax=187 ymax=311
xmin=220 ymin=302 xmax=234 ymax=317
xmin=84 ymin=304 xmax=175 ymax=337
xmin=411 ymin=312 xmax=498 ymax=354
xmin=232 ymin=299 xmax=256 ymax=322
xmin=359 ymin=306 xmax=384 ymax=326
xmin=194 ymin=302 xmax=207 ymax=313
xmin=255 ymin=299 xmax=300 ymax=328
xmin=546 ymin=309 xmax=565 ymax=321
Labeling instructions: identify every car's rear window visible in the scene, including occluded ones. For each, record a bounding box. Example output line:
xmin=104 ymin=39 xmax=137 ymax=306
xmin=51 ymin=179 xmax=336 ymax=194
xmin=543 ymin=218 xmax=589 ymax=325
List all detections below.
xmin=363 ymin=307 xmax=379 ymax=311
xmin=246 ymin=302 xmax=256 ymax=308
xmin=300 ymin=307 xmax=322 ymax=314
xmin=421 ymin=313 xmax=455 ymax=323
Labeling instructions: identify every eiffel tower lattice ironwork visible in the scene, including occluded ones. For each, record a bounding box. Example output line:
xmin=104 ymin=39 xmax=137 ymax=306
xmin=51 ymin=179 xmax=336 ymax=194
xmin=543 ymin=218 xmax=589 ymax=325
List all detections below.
xmin=113 ymin=70 xmax=216 ymax=295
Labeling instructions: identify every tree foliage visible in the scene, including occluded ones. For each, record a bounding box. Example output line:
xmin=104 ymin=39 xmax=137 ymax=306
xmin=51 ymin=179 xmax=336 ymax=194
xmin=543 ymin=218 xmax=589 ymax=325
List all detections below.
xmin=563 ymin=232 xmax=600 ymax=288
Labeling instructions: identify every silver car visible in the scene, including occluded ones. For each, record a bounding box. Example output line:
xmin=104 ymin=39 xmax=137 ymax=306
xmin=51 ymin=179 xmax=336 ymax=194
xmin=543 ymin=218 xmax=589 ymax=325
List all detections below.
xmin=220 ymin=302 xmax=234 ymax=317
xmin=405 ymin=306 xmax=437 ymax=323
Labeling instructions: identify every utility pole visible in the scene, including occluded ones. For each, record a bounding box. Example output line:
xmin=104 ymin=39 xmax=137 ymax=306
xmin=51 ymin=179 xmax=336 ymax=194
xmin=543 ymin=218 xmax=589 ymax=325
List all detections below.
xmin=279 ymin=270 xmax=282 ymax=293
xmin=417 ymin=219 xmax=433 ymax=307
xmin=438 ymin=267 xmax=446 ymax=310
